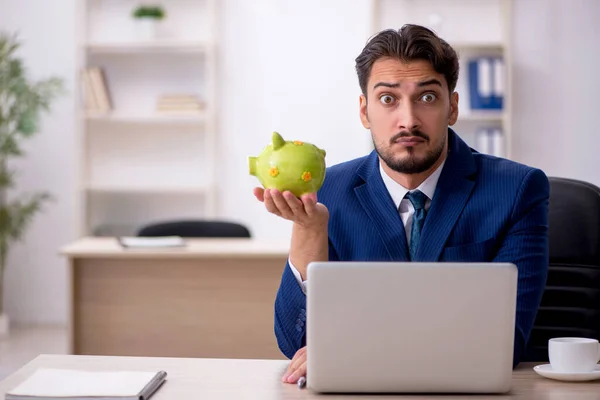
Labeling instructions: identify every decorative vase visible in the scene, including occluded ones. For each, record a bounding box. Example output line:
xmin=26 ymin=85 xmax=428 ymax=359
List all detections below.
xmin=135 ymin=18 xmax=158 ymax=41
xmin=0 ymin=313 xmax=9 ymax=339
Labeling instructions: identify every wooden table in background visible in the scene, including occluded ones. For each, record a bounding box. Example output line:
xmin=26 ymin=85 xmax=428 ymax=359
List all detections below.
xmin=2 ymin=355 xmax=600 ymax=399
xmin=60 ymin=237 xmax=290 ymax=360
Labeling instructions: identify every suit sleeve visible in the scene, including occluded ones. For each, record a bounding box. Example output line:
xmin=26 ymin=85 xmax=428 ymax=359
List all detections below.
xmin=274 ymin=240 xmax=339 ymax=359
xmin=493 ymin=168 xmax=550 ymax=368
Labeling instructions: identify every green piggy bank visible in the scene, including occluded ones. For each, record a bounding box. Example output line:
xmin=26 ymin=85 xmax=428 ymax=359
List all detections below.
xmin=249 ymin=131 xmax=326 ymax=197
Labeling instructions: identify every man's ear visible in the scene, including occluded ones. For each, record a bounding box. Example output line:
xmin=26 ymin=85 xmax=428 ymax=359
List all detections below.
xmin=359 ymin=94 xmax=370 ymax=129
xmin=448 ymin=91 xmax=459 ymax=126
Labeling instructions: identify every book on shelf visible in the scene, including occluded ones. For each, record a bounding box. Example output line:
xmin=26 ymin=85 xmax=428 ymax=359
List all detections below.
xmin=475 ymin=127 xmax=504 ymax=157
xmin=81 ymin=66 xmax=113 ymax=114
xmin=468 ymin=57 xmax=504 ymax=110
xmin=156 ymin=93 xmax=205 ymax=115
xmin=5 ymin=368 xmax=167 ymax=400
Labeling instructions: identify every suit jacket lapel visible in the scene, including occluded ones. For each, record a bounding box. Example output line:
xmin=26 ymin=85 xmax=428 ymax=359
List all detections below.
xmin=354 ymin=152 xmax=410 ymax=261
xmin=415 ymin=129 xmax=478 ymax=261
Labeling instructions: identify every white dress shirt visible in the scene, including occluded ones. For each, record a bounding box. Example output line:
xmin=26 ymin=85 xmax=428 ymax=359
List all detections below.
xmin=289 ymin=157 xmax=446 ymax=293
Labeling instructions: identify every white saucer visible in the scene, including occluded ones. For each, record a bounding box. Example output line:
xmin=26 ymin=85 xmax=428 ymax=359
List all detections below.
xmin=533 ymin=364 xmax=600 ymax=382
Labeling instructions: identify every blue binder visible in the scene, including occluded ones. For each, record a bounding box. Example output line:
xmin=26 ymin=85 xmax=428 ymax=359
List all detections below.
xmin=475 ymin=127 xmax=504 ymax=157
xmin=468 ymin=57 xmax=504 ymax=110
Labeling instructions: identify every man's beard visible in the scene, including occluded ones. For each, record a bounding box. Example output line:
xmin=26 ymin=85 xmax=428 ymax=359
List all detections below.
xmin=373 ymin=130 xmax=446 ymax=174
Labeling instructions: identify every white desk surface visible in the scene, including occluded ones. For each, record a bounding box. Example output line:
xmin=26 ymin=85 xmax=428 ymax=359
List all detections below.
xmin=60 ymin=237 xmax=290 ymax=259
xmin=1 ymin=355 xmax=598 ymax=399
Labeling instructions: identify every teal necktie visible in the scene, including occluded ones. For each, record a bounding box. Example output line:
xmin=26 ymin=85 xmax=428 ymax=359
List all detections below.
xmin=406 ymin=190 xmax=428 ymax=260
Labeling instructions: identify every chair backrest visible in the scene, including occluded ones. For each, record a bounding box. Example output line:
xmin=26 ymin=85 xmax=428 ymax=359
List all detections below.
xmin=137 ymin=220 xmax=251 ymax=238
xmin=523 ymin=177 xmax=600 ymax=361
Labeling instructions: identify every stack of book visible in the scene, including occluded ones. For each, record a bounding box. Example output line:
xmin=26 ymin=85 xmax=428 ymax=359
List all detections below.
xmin=156 ymin=94 xmax=204 ymax=115
xmin=81 ymin=67 xmax=112 ymax=114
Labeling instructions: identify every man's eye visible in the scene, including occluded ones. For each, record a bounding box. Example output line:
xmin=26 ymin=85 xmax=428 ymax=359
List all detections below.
xmin=379 ymin=95 xmax=395 ymax=105
xmin=420 ymin=93 xmax=437 ymax=103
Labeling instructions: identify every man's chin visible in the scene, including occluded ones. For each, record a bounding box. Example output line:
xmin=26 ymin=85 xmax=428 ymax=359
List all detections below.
xmin=385 ymin=155 xmax=434 ymax=175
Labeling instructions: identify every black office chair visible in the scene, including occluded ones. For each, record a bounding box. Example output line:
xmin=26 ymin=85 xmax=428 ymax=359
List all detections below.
xmin=523 ymin=177 xmax=600 ymax=362
xmin=136 ymin=219 xmax=251 ymax=238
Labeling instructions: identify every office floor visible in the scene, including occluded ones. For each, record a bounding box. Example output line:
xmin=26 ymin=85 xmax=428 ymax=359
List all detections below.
xmin=0 ymin=325 xmax=68 ymax=380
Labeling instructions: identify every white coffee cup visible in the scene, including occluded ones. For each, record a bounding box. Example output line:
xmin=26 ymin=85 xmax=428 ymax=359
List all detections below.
xmin=548 ymin=337 xmax=600 ymax=373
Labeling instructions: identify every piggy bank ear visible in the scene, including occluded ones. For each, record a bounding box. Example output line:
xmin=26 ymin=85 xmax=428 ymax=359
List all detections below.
xmin=320 ymin=148 xmax=326 ymax=157
xmin=272 ymin=131 xmax=285 ymax=150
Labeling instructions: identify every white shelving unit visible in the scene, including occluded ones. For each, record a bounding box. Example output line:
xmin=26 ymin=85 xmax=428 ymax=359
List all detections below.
xmin=85 ymin=113 xmax=208 ymax=125
xmin=370 ymin=0 xmax=513 ymax=159
xmin=86 ymin=41 xmax=210 ymax=54
xmin=75 ymin=0 xmax=219 ymax=237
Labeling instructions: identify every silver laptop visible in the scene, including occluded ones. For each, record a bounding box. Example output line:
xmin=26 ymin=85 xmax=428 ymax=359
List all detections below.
xmin=306 ymin=262 xmax=518 ymax=394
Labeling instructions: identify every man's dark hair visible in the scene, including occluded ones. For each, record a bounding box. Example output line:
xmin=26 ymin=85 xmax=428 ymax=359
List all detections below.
xmin=355 ymin=24 xmax=459 ymax=96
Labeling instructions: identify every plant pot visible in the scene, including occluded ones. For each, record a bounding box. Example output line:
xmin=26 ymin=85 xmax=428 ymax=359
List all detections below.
xmin=134 ymin=18 xmax=158 ymax=41
xmin=0 ymin=313 xmax=9 ymax=339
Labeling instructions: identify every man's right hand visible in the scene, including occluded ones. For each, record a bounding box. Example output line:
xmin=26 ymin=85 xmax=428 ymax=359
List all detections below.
xmin=253 ymin=188 xmax=329 ymax=229
xmin=254 ymin=187 xmax=330 ymax=280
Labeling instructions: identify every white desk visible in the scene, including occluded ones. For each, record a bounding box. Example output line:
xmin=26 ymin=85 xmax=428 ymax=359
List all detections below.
xmin=60 ymin=237 xmax=290 ymax=360
xmin=1 ymin=355 xmax=599 ymax=399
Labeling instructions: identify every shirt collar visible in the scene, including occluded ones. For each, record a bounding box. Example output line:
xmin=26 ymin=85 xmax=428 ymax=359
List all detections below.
xmin=378 ymin=157 xmax=446 ymax=209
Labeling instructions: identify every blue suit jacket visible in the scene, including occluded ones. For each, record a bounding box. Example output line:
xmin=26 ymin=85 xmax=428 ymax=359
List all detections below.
xmin=274 ymin=129 xmax=549 ymax=367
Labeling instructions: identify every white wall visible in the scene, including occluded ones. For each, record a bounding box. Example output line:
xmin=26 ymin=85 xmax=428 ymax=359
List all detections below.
xmin=510 ymin=0 xmax=600 ymax=187
xmin=0 ymin=0 xmax=598 ymax=325
xmin=216 ymin=0 xmax=374 ymax=240
xmin=0 ymin=0 xmax=77 ymax=324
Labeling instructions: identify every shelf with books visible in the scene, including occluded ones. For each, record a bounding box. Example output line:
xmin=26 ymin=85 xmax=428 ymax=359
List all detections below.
xmin=80 ymin=61 xmax=208 ymax=120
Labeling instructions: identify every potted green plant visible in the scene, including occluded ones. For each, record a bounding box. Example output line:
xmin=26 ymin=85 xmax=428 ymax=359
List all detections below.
xmin=0 ymin=32 xmax=64 ymax=337
xmin=132 ymin=4 xmax=166 ymax=41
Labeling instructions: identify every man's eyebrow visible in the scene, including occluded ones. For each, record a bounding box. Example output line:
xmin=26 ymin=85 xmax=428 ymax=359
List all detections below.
xmin=418 ymin=79 xmax=443 ymax=88
xmin=372 ymin=79 xmax=443 ymax=90
xmin=373 ymin=82 xmax=400 ymax=90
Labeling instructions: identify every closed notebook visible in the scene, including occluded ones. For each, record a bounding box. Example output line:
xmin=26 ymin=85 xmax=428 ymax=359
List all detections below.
xmin=117 ymin=236 xmax=185 ymax=248
xmin=5 ymin=368 xmax=167 ymax=400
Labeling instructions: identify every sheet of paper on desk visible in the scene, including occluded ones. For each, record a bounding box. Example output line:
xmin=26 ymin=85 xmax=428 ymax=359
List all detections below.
xmin=5 ymin=368 xmax=167 ymax=400
xmin=118 ymin=236 xmax=186 ymax=248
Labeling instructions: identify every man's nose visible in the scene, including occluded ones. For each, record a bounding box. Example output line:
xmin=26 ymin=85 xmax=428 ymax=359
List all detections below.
xmin=396 ymin=102 xmax=421 ymax=132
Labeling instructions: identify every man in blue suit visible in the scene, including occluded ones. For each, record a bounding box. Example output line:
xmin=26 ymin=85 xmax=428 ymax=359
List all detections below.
xmin=253 ymin=24 xmax=549 ymax=384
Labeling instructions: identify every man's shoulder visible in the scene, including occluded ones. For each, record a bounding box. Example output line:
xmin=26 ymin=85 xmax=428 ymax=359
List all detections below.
xmin=473 ymin=152 xmax=549 ymax=193
xmin=317 ymin=154 xmax=370 ymax=196
xmin=476 ymin=152 xmax=545 ymax=178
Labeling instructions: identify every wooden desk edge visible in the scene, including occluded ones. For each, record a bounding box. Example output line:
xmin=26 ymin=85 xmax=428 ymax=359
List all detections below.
xmin=59 ymin=251 xmax=290 ymax=259
xmin=59 ymin=237 xmax=291 ymax=259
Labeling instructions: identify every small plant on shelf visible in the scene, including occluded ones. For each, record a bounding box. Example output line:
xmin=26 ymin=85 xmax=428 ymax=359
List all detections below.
xmin=132 ymin=5 xmax=166 ymax=20
xmin=131 ymin=4 xmax=166 ymax=40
